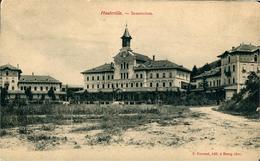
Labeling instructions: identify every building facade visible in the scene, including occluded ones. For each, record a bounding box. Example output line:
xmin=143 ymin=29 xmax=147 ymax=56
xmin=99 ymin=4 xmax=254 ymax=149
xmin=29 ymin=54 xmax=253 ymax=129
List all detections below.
xmin=192 ymin=43 xmax=260 ymax=100
xmin=0 ymin=64 xmax=64 ymax=100
xmin=81 ymin=26 xmax=191 ymax=101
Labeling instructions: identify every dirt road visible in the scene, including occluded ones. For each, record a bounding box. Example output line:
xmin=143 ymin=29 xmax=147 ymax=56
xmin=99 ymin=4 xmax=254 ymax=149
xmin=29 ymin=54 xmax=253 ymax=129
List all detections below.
xmin=0 ymin=106 xmax=259 ymax=161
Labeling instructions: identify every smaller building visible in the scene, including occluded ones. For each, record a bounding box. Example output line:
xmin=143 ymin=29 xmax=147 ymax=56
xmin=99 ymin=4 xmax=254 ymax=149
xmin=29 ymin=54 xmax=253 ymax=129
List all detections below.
xmin=0 ymin=64 xmax=65 ymax=101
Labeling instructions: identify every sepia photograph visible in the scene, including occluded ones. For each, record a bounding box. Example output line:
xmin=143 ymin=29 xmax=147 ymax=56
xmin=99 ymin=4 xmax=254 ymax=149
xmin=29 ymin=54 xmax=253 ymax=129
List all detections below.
xmin=0 ymin=0 xmax=260 ymax=161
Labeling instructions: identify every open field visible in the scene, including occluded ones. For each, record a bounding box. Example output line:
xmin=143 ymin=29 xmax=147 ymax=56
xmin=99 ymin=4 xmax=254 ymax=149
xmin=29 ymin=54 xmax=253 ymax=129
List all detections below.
xmin=0 ymin=105 xmax=259 ymax=161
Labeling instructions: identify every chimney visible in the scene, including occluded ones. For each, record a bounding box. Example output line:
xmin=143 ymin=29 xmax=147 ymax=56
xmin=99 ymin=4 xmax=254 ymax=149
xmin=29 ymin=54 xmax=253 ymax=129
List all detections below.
xmin=152 ymin=55 xmax=155 ymax=61
xmin=32 ymin=72 xmax=34 ymax=76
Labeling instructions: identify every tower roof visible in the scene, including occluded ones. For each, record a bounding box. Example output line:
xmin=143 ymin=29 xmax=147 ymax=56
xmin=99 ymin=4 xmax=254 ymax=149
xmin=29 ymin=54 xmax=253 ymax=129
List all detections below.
xmin=121 ymin=26 xmax=132 ymax=38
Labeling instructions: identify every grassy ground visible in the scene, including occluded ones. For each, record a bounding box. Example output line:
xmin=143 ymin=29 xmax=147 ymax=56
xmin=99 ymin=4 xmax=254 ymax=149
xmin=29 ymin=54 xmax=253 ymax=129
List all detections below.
xmin=0 ymin=104 xmax=194 ymax=150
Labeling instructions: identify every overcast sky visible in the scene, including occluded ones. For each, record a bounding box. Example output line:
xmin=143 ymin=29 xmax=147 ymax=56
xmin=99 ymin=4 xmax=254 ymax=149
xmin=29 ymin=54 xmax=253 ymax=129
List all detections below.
xmin=0 ymin=0 xmax=260 ymax=85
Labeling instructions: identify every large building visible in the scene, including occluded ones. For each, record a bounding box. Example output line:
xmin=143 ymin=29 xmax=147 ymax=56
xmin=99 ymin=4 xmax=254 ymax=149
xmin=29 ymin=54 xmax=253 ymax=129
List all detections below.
xmin=0 ymin=64 xmax=64 ymax=100
xmin=192 ymin=43 xmax=260 ymax=100
xmin=81 ymin=26 xmax=191 ymax=102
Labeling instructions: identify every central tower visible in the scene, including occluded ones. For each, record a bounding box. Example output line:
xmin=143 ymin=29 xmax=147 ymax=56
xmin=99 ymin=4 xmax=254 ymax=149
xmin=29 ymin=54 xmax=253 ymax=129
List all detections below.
xmin=121 ymin=25 xmax=132 ymax=48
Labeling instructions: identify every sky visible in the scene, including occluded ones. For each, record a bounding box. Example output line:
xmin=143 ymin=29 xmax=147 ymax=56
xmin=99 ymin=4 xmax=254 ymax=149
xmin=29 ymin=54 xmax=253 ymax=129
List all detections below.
xmin=0 ymin=0 xmax=260 ymax=85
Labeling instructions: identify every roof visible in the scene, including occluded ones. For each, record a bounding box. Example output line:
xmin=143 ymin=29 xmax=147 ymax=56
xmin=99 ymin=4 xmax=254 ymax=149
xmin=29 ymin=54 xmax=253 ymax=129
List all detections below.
xmin=132 ymin=52 xmax=152 ymax=62
xmin=218 ymin=43 xmax=260 ymax=58
xmin=193 ymin=67 xmax=221 ymax=79
xmin=197 ymin=60 xmax=221 ymax=75
xmin=134 ymin=60 xmax=191 ymax=72
xmin=121 ymin=27 xmax=132 ymax=38
xmin=0 ymin=64 xmax=22 ymax=73
xmin=81 ymin=63 xmax=114 ymax=74
xmin=18 ymin=75 xmax=61 ymax=84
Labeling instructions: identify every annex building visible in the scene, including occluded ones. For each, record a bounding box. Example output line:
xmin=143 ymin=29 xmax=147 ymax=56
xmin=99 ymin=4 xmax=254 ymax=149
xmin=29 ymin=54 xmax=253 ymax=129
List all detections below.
xmin=192 ymin=43 xmax=260 ymax=100
xmin=81 ymin=26 xmax=191 ymax=103
xmin=0 ymin=64 xmax=65 ymax=101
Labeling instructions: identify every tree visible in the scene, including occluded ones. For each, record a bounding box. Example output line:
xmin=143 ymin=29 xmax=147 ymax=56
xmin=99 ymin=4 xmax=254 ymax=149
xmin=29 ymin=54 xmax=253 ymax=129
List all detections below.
xmin=25 ymin=87 xmax=33 ymax=101
xmin=0 ymin=87 xmax=8 ymax=106
xmin=202 ymin=76 xmax=208 ymax=92
xmin=191 ymin=65 xmax=198 ymax=78
xmin=48 ymin=87 xmax=56 ymax=100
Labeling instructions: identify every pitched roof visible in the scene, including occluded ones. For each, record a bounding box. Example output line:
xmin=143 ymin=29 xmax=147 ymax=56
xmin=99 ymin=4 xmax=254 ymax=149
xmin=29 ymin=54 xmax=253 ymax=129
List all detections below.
xmin=0 ymin=64 xmax=22 ymax=73
xmin=193 ymin=67 xmax=221 ymax=79
xmin=218 ymin=43 xmax=260 ymax=58
xmin=132 ymin=52 xmax=152 ymax=62
xmin=197 ymin=60 xmax=221 ymax=75
xmin=19 ymin=75 xmax=61 ymax=84
xmin=121 ymin=27 xmax=132 ymax=38
xmin=134 ymin=60 xmax=191 ymax=72
xmin=81 ymin=63 xmax=114 ymax=74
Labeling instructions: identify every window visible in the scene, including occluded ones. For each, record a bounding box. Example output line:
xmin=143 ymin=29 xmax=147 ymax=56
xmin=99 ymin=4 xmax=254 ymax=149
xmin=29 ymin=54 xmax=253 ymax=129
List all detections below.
xmin=213 ymin=81 xmax=215 ymax=86
xmin=126 ymin=73 xmax=129 ymax=79
xmin=107 ymin=75 xmax=110 ymax=80
xmin=233 ymin=78 xmax=235 ymax=84
xmin=92 ymin=76 xmax=94 ymax=81
xmin=169 ymin=72 xmax=172 ymax=78
xmin=121 ymin=64 xmax=123 ymax=69
xmin=102 ymin=75 xmax=105 ymax=80
xmin=21 ymin=86 xmax=23 ymax=90
xmin=233 ymin=65 xmax=235 ymax=72
xmin=254 ymin=55 xmax=258 ymax=62
xmin=111 ymin=75 xmax=114 ymax=79
xmin=228 ymin=78 xmax=231 ymax=84
xmin=12 ymin=86 xmax=14 ymax=90
xmin=92 ymin=84 xmax=94 ymax=89
xmin=150 ymin=82 xmax=153 ymax=87
xmin=156 ymin=83 xmax=159 ymax=87
xmin=12 ymin=80 xmax=15 ymax=83
xmin=54 ymin=87 xmax=56 ymax=91
xmin=107 ymin=84 xmax=110 ymax=88
xmin=123 ymin=73 xmax=126 ymax=79
xmin=97 ymin=84 xmax=99 ymax=88
xmin=46 ymin=87 xmax=48 ymax=90
xmin=169 ymin=82 xmax=172 ymax=87
xmin=126 ymin=63 xmax=129 ymax=69
xmin=40 ymin=86 xmax=43 ymax=91
xmin=116 ymin=83 xmax=118 ymax=88
xmin=163 ymin=73 xmax=165 ymax=78
xmin=102 ymin=84 xmax=105 ymax=88
xmin=6 ymin=71 xmax=8 ymax=76
xmin=124 ymin=62 xmax=126 ymax=69
xmin=131 ymin=83 xmax=133 ymax=88
xmin=136 ymin=83 xmax=139 ymax=88
xmin=112 ymin=84 xmax=114 ymax=88
xmin=34 ymin=87 xmax=37 ymax=91
xmin=228 ymin=56 xmax=231 ymax=63
xmin=121 ymin=83 xmax=123 ymax=88
xmin=136 ymin=74 xmax=139 ymax=79
xmin=163 ymin=82 xmax=165 ymax=87
xmin=87 ymin=85 xmax=89 ymax=89
xmin=97 ymin=76 xmax=99 ymax=81
xmin=87 ymin=77 xmax=89 ymax=81
xmin=121 ymin=73 xmax=123 ymax=79
xmin=150 ymin=73 xmax=153 ymax=79
xmin=140 ymin=83 xmax=143 ymax=87
xmin=126 ymin=83 xmax=128 ymax=88
xmin=156 ymin=73 xmax=159 ymax=78
xmin=140 ymin=74 xmax=143 ymax=79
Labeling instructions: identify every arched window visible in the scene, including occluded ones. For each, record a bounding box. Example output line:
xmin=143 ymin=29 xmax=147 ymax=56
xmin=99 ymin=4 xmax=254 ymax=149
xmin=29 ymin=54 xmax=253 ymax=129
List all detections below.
xmin=169 ymin=72 xmax=172 ymax=78
xmin=254 ymin=55 xmax=258 ymax=62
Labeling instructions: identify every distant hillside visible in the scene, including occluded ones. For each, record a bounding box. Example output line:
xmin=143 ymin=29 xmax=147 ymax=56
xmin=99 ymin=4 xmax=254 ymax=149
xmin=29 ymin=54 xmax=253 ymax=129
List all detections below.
xmin=218 ymin=72 xmax=260 ymax=117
